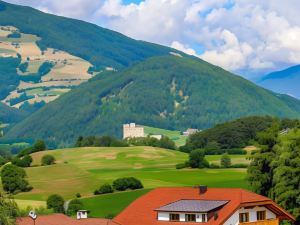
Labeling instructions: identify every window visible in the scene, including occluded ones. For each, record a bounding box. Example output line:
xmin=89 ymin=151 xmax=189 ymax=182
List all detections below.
xmin=202 ymin=214 xmax=207 ymax=222
xmin=170 ymin=214 xmax=180 ymax=221
xmin=239 ymin=213 xmax=249 ymax=223
xmin=185 ymin=214 xmax=196 ymax=222
xmin=257 ymin=211 xmax=266 ymax=221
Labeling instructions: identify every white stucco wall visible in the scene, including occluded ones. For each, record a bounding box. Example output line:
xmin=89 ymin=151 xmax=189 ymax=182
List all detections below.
xmin=157 ymin=212 xmax=207 ymax=222
xmin=158 ymin=212 xmax=169 ymax=221
xmin=223 ymin=206 xmax=276 ymax=225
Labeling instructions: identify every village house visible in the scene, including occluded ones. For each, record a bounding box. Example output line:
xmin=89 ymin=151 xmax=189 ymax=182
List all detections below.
xmin=183 ymin=128 xmax=199 ymax=136
xmin=113 ymin=186 xmax=295 ymax=225
xmin=16 ymin=187 xmax=295 ymax=225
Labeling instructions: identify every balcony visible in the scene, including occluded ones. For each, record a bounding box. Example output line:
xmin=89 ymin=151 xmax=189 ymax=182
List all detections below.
xmin=240 ymin=219 xmax=279 ymax=225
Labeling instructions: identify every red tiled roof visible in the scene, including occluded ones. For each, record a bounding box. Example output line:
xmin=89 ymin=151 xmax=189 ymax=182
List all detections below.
xmin=113 ymin=187 xmax=295 ymax=225
xmin=16 ymin=213 xmax=118 ymax=225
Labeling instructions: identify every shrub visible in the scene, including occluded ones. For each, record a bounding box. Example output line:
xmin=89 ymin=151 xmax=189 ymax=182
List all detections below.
xmin=230 ymin=163 xmax=248 ymax=168
xmin=67 ymin=199 xmax=83 ymax=216
xmin=46 ymin=194 xmax=64 ymax=213
xmin=113 ymin=177 xmax=143 ymax=191
xmin=95 ymin=184 xmax=114 ymax=195
xmin=7 ymin=32 xmax=21 ymax=38
xmin=11 ymin=155 xmax=32 ymax=167
xmin=1 ymin=164 xmax=32 ymax=194
xmin=220 ymin=153 xmax=231 ymax=168
xmin=176 ymin=163 xmax=186 ymax=169
xmin=189 ymin=149 xmax=209 ymax=168
xmin=209 ymin=163 xmax=220 ymax=169
xmin=41 ymin=155 xmax=55 ymax=166
xmin=33 ymin=140 xmax=46 ymax=152
xmin=76 ymin=193 xmax=81 ymax=198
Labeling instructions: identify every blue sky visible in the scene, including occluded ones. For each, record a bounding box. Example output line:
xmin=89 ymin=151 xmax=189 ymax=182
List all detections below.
xmin=5 ymin=0 xmax=300 ymax=79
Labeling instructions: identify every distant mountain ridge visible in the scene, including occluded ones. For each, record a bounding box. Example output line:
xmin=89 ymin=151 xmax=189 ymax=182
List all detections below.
xmin=258 ymin=65 xmax=300 ymax=99
xmin=6 ymin=55 xmax=300 ymax=147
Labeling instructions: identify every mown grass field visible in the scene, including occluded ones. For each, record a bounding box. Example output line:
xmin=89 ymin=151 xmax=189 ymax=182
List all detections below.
xmin=13 ymin=147 xmax=249 ymax=200
xmin=144 ymin=126 xmax=187 ymax=146
xmin=7 ymin=146 xmax=249 ymax=216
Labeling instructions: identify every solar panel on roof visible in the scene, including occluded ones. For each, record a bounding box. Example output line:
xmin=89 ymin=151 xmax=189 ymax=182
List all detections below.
xmin=155 ymin=200 xmax=229 ymax=213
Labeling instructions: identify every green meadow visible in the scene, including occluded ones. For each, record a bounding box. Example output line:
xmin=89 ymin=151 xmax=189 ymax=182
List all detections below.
xmin=7 ymin=146 xmax=249 ymax=216
xmin=144 ymin=126 xmax=187 ymax=146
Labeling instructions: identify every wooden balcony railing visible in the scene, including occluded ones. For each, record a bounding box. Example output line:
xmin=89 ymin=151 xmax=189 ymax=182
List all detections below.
xmin=240 ymin=218 xmax=279 ymax=225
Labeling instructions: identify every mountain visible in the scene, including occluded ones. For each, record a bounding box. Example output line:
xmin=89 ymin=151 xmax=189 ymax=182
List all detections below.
xmin=258 ymin=65 xmax=300 ymax=99
xmin=6 ymin=55 xmax=300 ymax=147
xmin=0 ymin=102 xmax=28 ymax=124
xmin=0 ymin=0 xmax=176 ymax=122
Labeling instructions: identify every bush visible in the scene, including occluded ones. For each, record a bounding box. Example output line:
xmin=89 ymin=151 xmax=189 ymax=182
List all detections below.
xmin=1 ymin=164 xmax=32 ymax=194
xmin=11 ymin=155 xmax=32 ymax=167
xmin=67 ymin=199 xmax=83 ymax=216
xmin=33 ymin=140 xmax=46 ymax=152
xmin=41 ymin=155 xmax=55 ymax=166
xmin=189 ymin=149 xmax=209 ymax=168
xmin=46 ymin=194 xmax=64 ymax=213
xmin=76 ymin=193 xmax=81 ymax=198
xmin=209 ymin=163 xmax=220 ymax=169
xmin=230 ymin=163 xmax=248 ymax=168
xmin=226 ymin=148 xmax=247 ymax=155
xmin=95 ymin=184 xmax=114 ymax=195
xmin=7 ymin=32 xmax=21 ymax=38
xmin=220 ymin=153 xmax=231 ymax=168
xmin=113 ymin=177 xmax=143 ymax=191
xmin=176 ymin=163 xmax=187 ymax=169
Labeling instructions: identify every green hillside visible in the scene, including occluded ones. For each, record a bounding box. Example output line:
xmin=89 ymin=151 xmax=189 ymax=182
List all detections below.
xmin=10 ymin=146 xmax=248 ymax=201
xmin=6 ymin=55 xmax=300 ymax=147
xmin=0 ymin=1 xmax=174 ymax=69
xmin=0 ymin=102 xmax=28 ymax=124
xmin=144 ymin=126 xmax=187 ymax=146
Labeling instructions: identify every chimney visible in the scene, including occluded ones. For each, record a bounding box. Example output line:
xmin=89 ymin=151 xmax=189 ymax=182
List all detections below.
xmin=199 ymin=185 xmax=207 ymax=194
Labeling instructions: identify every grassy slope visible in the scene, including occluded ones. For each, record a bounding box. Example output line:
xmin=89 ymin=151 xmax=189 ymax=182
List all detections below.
xmin=144 ymin=126 xmax=187 ymax=146
xmin=11 ymin=147 xmax=248 ymax=202
xmin=0 ymin=1 xmax=174 ymax=69
xmin=7 ymin=55 xmax=300 ymax=147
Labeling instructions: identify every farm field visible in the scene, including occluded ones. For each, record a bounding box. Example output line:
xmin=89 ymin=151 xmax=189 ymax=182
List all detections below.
xmin=0 ymin=25 xmax=95 ymax=109
xmin=81 ymin=189 xmax=151 ymax=218
xmin=11 ymin=147 xmax=249 ymax=203
xmin=144 ymin=126 xmax=187 ymax=146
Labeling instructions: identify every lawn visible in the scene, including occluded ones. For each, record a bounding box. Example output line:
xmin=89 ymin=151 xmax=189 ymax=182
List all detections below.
xmin=81 ymin=189 xmax=151 ymax=218
xmin=13 ymin=147 xmax=248 ymax=202
xmin=144 ymin=126 xmax=187 ymax=146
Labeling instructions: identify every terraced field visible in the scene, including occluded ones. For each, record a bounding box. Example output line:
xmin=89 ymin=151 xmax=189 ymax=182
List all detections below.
xmin=0 ymin=25 xmax=98 ymax=109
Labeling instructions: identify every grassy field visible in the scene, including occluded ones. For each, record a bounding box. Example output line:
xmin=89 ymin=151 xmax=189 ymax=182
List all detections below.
xmin=81 ymin=189 xmax=151 ymax=218
xmin=144 ymin=126 xmax=187 ymax=146
xmin=10 ymin=147 xmax=249 ymax=203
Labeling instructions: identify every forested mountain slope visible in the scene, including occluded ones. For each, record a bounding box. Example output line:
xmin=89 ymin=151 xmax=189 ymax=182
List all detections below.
xmin=6 ymin=55 xmax=300 ymax=147
xmin=0 ymin=0 xmax=174 ymax=69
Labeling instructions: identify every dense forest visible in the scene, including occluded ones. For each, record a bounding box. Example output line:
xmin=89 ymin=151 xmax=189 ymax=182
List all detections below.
xmin=6 ymin=55 xmax=300 ymax=147
xmin=181 ymin=116 xmax=299 ymax=152
xmin=248 ymin=121 xmax=300 ymax=223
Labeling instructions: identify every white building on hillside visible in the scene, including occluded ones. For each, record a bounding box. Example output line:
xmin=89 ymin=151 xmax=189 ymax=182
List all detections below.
xmin=123 ymin=123 xmax=145 ymax=139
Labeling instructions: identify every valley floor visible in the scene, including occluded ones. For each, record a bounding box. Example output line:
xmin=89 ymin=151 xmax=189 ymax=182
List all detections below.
xmin=3 ymin=146 xmax=249 ymax=218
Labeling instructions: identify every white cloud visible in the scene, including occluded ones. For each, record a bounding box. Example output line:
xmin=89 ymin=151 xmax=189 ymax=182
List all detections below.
xmin=5 ymin=0 xmax=300 ymax=77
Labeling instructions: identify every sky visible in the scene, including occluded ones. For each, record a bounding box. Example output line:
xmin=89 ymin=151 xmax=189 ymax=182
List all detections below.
xmin=5 ymin=0 xmax=300 ymax=79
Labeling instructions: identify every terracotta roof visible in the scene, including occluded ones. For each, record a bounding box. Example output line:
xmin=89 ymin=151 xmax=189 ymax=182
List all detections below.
xmin=113 ymin=187 xmax=295 ymax=225
xmin=16 ymin=214 xmax=118 ymax=225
